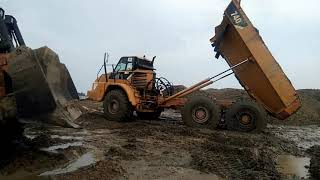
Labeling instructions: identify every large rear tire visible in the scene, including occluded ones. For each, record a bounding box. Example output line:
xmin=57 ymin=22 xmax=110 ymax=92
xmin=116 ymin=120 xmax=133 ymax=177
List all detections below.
xmin=103 ymin=90 xmax=132 ymax=122
xmin=225 ymin=100 xmax=266 ymax=132
xmin=182 ymin=96 xmax=220 ymax=129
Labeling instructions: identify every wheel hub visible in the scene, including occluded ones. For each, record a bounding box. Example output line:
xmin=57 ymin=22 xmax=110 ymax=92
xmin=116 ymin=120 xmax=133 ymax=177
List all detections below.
xmin=192 ymin=107 xmax=209 ymax=124
xmin=108 ymin=100 xmax=120 ymax=114
xmin=238 ymin=112 xmax=253 ymax=125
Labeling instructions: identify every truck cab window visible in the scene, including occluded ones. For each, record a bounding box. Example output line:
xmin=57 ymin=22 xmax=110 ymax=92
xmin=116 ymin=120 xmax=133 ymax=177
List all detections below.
xmin=115 ymin=58 xmax=128 ymax=71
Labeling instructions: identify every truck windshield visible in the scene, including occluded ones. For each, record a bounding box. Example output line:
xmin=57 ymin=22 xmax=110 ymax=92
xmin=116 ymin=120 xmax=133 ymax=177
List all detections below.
xmin=115 ymin=58 xmax=128 ymax=71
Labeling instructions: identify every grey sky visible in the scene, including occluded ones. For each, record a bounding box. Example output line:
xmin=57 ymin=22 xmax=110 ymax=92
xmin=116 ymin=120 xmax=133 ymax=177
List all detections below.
xmin=2 ymin=0 xmax=319 ymax=93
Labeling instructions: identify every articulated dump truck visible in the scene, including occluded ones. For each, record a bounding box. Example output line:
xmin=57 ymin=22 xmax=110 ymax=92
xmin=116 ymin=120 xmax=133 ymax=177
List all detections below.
xmin=88 ymin=0 xmax=301 ymax=133
xmin=211 ymin=0 xmax=301 ymax=120
xmin=0 ymin=7 xmax=81 ymax=140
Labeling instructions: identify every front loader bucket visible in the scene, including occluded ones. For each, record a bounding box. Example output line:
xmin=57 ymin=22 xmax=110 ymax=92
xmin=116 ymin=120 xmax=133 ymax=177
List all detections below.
xmin=7 ymin=46 xmax=82 ymax=128
xmin=211 ymin=0 xmax=301 ymax=119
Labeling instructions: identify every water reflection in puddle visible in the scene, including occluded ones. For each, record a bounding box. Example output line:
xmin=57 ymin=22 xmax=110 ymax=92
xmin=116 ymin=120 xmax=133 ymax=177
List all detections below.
xmin=40 ymin=142 xmax=83 ymax=153
xmin=50 ymin=135 xmax=84 ymax=141
xmin=40 ymin=152 xmax=97 ymax=176
xmin=276 ymin=155 xmax=310 ymax=178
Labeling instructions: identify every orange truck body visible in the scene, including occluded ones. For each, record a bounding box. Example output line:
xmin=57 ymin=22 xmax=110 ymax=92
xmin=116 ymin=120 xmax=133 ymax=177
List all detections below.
xmin=211 ymin=0 xmax=301 ymax=119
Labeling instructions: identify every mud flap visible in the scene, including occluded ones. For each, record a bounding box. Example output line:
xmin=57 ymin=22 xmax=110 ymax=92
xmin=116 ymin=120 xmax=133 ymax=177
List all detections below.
xmin=7 ymin=46 xmax=82 ymax=128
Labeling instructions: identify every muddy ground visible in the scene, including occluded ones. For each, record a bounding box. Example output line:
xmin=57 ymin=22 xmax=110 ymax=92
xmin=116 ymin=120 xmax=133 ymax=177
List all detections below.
xmin=0 ymin=100 xmax=319 ymax=180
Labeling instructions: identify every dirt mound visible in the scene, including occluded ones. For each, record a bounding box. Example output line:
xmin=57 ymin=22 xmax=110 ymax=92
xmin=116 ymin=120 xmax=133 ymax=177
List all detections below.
xmin=272 ymin=89 xmax=320 ymax=126
xmin=206 ymin=88 xmax=250 ymax=101
xmin=75 ymin=112 xmax=125 ymax=130
xmin=266 ymin=89 xmax=320 ymax=126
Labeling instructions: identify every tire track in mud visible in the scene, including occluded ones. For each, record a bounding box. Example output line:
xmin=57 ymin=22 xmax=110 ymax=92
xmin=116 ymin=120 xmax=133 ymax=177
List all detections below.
xmin=192 ymin=143 xmax=279 ymax=179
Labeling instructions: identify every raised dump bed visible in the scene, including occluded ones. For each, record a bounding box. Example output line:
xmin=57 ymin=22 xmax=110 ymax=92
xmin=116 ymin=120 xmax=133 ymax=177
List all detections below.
xmin=211 ymin=0 xmax=301 ymax=119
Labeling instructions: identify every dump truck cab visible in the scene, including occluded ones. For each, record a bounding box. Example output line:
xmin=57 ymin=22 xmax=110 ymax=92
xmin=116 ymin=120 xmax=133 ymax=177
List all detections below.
xmin=88 ymin=55 xmax=177 ymax=121
xmin=110 ymin=56 xmax=155 ymax=78
xmin=109 ymin=56 xmax=156 ymax=93
xmin=88 ymin=56 xmax=157 ymax=102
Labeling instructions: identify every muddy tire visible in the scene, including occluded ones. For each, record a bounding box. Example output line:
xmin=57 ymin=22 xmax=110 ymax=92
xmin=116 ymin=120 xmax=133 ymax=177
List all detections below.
xmin=103 ymin=90 xmax=132 ymax=122
xmin=225 ymin=100 xmax=266 ymax=132
xmin=137 ymin=110 xmax=162 ymax=120
xmin=182 ymin=96 xmax=220 ymax=129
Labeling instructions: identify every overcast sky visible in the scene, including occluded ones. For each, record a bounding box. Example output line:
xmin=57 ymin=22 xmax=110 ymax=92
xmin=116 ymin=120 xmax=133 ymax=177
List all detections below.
xmin=2 ymin=0 xmax=319 ymax=92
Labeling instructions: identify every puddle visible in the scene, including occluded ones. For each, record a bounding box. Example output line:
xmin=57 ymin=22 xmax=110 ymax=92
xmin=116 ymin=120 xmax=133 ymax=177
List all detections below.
xmin=40 ymin=142 xmax=83 ymax=153
xmin=276 ymin=155 xmax=310 ymax=178
xmin=25 ymin=134 xmax=37 ymax=140
xmin=71 ymin=130 xmax=90 ymax=135
xmin=40 ymin=152 xmax=97 ymax=176
xmin=50 ymin=135 xmax=84 ymax=141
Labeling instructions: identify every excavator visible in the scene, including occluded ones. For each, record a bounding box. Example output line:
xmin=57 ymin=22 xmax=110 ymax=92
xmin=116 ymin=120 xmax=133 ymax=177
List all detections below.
xmin=88 ymin=0 xmax=301 ymax=132
xmin=0 ymin=7 xmax=81 ymax=142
